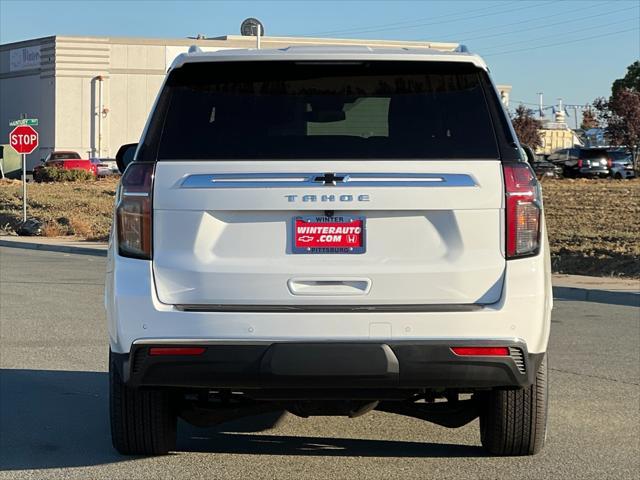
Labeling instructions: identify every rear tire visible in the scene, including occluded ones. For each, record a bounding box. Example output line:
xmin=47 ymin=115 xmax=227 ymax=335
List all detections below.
xmin=479 ymin=354 xmax=548 ymax=456
xmin=109 ymin=350 xmax=177 ymax=455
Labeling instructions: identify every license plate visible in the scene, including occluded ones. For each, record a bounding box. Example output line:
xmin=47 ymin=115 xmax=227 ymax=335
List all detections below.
xmin=292 ymin=215 xmax=365 ymax=254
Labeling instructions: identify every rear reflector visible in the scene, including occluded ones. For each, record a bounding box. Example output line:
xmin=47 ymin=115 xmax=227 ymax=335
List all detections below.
xmin=451 ymin=346 xmax=510 ymax=356
xmin=149 ymin=347 xmax=206 ymax=356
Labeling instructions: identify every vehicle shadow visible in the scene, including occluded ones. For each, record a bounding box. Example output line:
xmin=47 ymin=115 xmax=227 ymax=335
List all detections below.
xmin=0 ymin=369 xmax=485 ymax=471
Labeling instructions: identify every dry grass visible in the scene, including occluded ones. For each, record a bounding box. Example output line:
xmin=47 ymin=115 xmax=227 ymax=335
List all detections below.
xmin=1 ymin=175 xmax=638 ymax=277
xmin=541 ymin=177 xmax=640 ymax=277
xmin=0 ymin=177 xmax=117 ymax=241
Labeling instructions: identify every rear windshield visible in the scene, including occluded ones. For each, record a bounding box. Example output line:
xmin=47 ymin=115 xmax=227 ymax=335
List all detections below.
xmin=51 ymin=152 xmax=81 ymax=160
xmin=142 ymin=61 xmax=504 ymax=161
xmin=580 ymin=149 xmax=608 ymax=159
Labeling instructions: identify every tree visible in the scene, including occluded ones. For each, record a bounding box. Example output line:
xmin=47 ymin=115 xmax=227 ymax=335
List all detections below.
xmin=612 ymin=60 xmax=640 ymax=95
xmin=580 ymin=108 xmax=599 ymax=130
xmin=511 ymin=105 xmax=543 ymax=149
xmin=593 ymin=61 xmax=640 ymax=164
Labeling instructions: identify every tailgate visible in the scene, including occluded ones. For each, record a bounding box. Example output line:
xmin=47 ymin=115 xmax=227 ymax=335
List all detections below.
xmin=152 ymin=160 xmax=505 ymax=306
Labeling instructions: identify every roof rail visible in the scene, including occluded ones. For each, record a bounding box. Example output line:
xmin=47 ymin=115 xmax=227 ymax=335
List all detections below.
xmin=455 ymin=44 xmax=470 ymax=53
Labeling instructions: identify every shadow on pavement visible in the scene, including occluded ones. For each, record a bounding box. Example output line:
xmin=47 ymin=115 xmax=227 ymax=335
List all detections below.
xmin=553 ymin=289 xmax=640 ymax=308
xmin=0 ymin=369 xmax=485 ymax=471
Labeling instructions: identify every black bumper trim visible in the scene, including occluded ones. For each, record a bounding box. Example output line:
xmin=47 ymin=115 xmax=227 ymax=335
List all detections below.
xmin=115 ymin=340 xmax=536 ymax=391
xmin=174 ymin=304 xmax=484 ymax=313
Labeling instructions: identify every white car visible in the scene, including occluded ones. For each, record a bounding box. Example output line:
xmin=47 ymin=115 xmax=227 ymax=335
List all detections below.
xmin=106 ymin=45 xmax=552 ymax=456
xmin=90 ymin=158 xmax=118 ymax=176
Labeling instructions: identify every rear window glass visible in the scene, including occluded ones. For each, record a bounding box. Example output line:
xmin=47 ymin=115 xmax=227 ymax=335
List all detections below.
xmin=50 ymin=152 xmax=81 ymax=160
xmin=146 ymin=61 xmax=500 ymax=160
xmin=581 ymin=149 xmax=608 ymax=159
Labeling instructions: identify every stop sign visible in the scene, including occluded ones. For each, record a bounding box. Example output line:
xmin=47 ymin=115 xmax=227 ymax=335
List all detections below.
xmin=9 ymin=125 xmax=39 ymax=154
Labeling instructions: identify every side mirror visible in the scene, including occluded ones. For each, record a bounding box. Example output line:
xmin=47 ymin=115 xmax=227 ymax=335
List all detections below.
xmin=115 ymin=143 xmax=137 ymax=173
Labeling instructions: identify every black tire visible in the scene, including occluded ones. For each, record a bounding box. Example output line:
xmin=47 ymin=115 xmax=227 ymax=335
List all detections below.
xmin=109 ymin=350 xmax=177 ymax=455
xmin=479 ymin=354 xmax=548 ymax=456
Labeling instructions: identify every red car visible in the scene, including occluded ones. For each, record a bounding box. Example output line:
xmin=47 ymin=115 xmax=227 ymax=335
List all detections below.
xmin=33 ymin=151 xmax=97 ymax=177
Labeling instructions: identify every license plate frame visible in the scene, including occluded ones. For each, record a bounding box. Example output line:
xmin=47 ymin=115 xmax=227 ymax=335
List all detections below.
xmin=292 ymin=215 xmax=366 ymax=254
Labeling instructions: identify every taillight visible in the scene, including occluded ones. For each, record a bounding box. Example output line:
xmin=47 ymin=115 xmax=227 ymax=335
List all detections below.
xmin=577 ymin=159 xmax=583 ymax=168
xmin=116 ymin=162 xmax=154 ymax=259
xmin=607 ymin=156 xmax=612 ymax=168
xmin=503 ymin=163 xmax=541 ymax=259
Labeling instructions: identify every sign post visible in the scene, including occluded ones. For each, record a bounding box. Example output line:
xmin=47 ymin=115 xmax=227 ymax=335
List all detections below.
xmin=9 ymin=122 xmax=39 ymax=222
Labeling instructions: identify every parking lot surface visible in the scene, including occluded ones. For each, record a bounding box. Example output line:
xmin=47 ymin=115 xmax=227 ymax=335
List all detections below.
xmin=0 ymin=247 xmax=638 ymax=479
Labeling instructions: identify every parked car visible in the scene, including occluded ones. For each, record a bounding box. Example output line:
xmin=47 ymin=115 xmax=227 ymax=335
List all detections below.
xmin=607 ymin=150 xmax=636 ymax=179
xmin=522 ymin=145 xmax=562 ymax=178
xmin=107 ymin=45 xmax=551 ymax=457
xmin=34 ymin=151 xmax=97 ymax=177
xmin=90 ymin=157 xmax=118 ymax=176
xmin=548 ymin=147 xmax=610 ymax=178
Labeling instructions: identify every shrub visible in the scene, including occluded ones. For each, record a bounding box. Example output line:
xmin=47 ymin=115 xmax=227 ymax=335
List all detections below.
xmin=34 ymin=167 xmax=95 ymax=183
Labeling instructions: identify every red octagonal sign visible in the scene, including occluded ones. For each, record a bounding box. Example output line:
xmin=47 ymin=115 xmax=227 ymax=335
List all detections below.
xmin=10 ymin=125 xmax=39 ymax=154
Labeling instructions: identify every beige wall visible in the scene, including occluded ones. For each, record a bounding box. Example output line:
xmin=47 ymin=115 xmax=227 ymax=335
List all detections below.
xmin=538 ymin=128 xmax=576 ymax=155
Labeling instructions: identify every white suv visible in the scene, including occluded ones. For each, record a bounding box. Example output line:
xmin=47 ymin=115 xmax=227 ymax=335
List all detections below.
xmin=107 ymin=45 xmax=552 ymax=456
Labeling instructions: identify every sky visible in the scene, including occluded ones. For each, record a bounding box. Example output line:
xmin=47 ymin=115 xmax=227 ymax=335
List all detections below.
xmin=1 ymin=0 xmax=638 ymax=122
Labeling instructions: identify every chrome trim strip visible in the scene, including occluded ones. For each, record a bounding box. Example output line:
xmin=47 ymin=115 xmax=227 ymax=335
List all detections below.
xmin=173 ymin=303 xmax=484 ymax=313
xmin=180 ymin=172 xmax=477 ymax=189
xmin=132 ymin=336 xmax=523 ymax=346
xmin=122 ymin=192 xmax=149 ymax=197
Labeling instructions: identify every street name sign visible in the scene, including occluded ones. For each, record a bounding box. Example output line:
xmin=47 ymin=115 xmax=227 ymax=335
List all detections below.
xmin=9 ymin=118 xmax=38 ymax=127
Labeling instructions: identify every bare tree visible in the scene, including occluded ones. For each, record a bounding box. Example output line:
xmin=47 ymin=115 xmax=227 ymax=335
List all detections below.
xmin=511 ymin=105 xmax=543 ymax=149
xmin=580 ymin=108 xmax=599 ymax=130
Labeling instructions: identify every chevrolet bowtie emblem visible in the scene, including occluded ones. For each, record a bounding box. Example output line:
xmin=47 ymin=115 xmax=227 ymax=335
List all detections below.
xmin=313 ymin=173 xmax=346 ymax=186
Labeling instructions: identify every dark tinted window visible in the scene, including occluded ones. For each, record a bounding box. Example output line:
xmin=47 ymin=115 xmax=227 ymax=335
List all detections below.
xmin=145 ymin=61 xmax=500 ymax=160
xmin=608 ymin=151 xmax=631 ymax=161
xmin=51 ymin=152 xmax=81 ymax=160
xmin=580 ymin=149 xmax=608 ymax=159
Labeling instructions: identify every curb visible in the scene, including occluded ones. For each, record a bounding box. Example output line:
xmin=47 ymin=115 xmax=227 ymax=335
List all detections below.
xmin=552 ymin=286 xmax=639 ymax=308
xmin=0 ymin=239 xmax=107 ymax=257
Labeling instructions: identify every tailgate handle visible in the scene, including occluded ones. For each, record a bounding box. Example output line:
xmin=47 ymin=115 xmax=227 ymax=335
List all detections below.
xmin=287 ymin=278 xmax=371 ymax=296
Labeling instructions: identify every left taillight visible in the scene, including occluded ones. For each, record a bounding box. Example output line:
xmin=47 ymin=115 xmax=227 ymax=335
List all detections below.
xmin=116 ymin=162 xmax=155 ymax=259
xmin=503 ymin=162 xmax=542 ymax=259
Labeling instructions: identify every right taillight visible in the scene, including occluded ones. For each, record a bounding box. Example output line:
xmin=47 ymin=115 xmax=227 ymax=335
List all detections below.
xmin=116 ymin=162 xmax=155 ymax=259
xmin=577 ymin=159 xmax=583 ymax=168
xmin=503 ymin=163 xmax=541 ymax=259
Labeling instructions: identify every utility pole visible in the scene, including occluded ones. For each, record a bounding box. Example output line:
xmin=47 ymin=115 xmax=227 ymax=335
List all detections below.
xmin=537 ymin=92 xmax=544 ymax=117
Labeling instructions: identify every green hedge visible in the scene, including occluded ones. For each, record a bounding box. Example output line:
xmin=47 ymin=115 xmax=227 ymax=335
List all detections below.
xmin=34 ymin=167 xmax=95 ymax=183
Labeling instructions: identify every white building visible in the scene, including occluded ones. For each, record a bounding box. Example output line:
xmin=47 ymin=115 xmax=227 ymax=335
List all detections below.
xmin=1 ymin=34 xmax=505 ymax=169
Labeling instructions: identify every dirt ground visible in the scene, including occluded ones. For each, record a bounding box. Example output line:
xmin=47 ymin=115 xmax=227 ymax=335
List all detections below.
xmin=1 ymin=176 xmax=638 ymax=278
xmin=540 ymin=177 xmax=639 ymax=278
xmin=0 ymin=177 xmax=117 ymax=241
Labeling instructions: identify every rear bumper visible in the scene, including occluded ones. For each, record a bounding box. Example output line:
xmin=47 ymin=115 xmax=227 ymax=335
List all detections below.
xmin=113 ymin=340 xmax=543 ymax=391
xmin=578 ymin=167 xmax=608 ymax=176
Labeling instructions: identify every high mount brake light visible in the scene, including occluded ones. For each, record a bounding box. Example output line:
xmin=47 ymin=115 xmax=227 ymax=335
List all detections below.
xmin=116 ymin=163 xmax=155 ymax=259
xmin=503 ymin=163 xmax=541 ymax=259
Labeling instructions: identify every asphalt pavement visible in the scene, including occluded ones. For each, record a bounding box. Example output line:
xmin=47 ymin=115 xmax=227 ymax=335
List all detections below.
xmin=0 ymin=247 xmax=638 ymax=479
